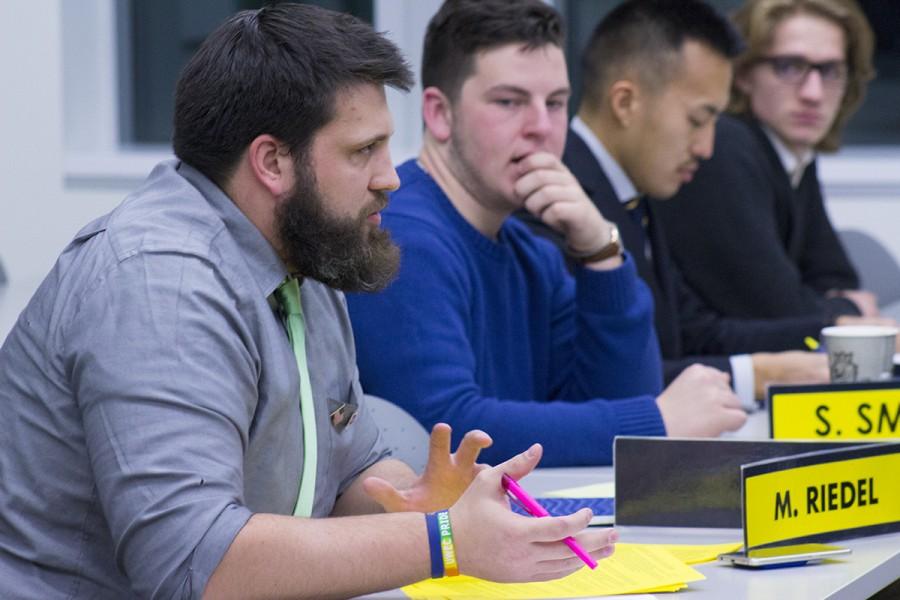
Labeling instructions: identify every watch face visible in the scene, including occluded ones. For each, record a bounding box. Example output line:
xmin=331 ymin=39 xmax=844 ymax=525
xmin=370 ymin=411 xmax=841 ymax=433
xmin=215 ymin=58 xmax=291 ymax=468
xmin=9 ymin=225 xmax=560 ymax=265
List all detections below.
xmin=609 ymin=223 xmax=620 ymax=245
xmin=566 ymin=222 xmax=623 ymax=264
xmin=580 ymin=224 xmax=622 ymax=264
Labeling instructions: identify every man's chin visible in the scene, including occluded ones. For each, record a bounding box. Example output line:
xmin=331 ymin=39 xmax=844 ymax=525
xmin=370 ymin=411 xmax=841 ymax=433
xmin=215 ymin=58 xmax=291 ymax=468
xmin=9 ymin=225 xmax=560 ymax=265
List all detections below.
xmin=646 ymin=180 xmax=682 ymax=200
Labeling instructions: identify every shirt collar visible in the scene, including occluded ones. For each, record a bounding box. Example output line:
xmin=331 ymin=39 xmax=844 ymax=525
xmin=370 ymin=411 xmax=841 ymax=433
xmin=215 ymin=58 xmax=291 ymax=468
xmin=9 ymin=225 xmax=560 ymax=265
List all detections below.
xmin=176 ymin=160 xmax=289 ymax=298
xmin=570 ymin=116 xmax=638 ymax=204
xmin=761 ymin=125 xmax=815 ymax=188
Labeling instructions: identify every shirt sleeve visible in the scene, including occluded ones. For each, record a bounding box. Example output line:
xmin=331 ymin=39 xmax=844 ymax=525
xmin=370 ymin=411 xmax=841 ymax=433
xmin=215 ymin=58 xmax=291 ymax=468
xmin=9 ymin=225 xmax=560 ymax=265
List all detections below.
xmin=348 ymin=219 xmax=664 ymax=468
xmin=65 ymin=251 xmax=257 ymax=599
xmin=672 ymin=259 xmax=827 ymax=354
xmin=729 ymin=354 xmax=757 ymax=412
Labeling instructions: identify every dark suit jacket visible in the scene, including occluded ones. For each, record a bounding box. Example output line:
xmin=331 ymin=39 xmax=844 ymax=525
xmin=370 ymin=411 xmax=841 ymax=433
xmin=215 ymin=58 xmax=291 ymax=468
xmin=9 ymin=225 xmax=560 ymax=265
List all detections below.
xmin=519 ymin=127 xmax=832 ymax=384
xmin=656 ymin=114 xmax=860 ymax=322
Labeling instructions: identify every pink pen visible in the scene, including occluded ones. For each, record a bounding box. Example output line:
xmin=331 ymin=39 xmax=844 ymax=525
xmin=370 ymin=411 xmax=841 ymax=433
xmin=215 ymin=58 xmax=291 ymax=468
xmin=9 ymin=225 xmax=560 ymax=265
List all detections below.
xmin=501 ymin=474 xmax=598 ymax=569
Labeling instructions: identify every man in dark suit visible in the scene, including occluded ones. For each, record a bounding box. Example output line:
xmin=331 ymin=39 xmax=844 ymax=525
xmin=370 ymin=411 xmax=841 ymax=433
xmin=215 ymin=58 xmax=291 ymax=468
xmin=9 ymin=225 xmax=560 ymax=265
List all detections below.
xmin=656 ymin=0 xmax=881 ymax=323
xmin=521 ymin=0 xmax=829 ymax=409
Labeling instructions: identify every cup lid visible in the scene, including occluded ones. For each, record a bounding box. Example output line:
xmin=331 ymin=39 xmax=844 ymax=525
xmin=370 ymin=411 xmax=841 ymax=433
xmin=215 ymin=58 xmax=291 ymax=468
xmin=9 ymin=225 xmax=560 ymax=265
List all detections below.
xmin=821 ymin=325 xmax=899 ymax=337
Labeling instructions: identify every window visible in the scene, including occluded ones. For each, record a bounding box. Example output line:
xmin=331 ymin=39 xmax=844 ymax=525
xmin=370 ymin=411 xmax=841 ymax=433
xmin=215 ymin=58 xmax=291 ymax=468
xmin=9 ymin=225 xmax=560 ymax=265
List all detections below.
xmin=559 ymin=0 xmax=900 ymax=145
xmin=122 ymin=0 xmax=373 ymax=146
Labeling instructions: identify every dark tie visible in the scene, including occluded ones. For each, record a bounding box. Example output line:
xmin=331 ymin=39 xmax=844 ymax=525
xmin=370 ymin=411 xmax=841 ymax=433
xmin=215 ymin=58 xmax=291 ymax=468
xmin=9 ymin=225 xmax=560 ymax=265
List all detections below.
xmin=275 ymin=276 xmax=317 ymax=518
xmin=625 ymin=196 xmax=653 ymax=262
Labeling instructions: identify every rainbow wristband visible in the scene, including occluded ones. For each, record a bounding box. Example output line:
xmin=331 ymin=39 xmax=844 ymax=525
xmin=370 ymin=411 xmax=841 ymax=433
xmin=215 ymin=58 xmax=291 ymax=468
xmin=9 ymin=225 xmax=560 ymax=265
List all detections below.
xmin=425 ymin=512 xmax=443 ymax=578
xmin=436 ymin=510 xmax=459 ymax=577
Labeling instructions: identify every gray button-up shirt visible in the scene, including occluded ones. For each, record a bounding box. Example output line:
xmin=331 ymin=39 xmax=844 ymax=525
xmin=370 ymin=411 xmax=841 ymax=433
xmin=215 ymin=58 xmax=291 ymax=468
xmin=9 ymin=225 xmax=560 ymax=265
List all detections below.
xmin=0 ymin=160 xmax=389 ymax=599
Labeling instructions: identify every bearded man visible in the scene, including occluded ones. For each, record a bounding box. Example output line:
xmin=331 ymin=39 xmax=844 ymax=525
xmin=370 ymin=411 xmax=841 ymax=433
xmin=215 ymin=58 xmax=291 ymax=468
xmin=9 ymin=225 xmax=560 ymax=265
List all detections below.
xmin=0 ymin=5 xmax=616 ymax=598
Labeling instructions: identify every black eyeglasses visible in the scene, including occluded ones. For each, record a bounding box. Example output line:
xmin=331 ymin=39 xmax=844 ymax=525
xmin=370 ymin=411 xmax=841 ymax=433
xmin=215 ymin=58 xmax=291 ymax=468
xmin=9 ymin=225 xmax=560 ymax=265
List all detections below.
xmin=759 ymin=55 xmax=848 ymax=89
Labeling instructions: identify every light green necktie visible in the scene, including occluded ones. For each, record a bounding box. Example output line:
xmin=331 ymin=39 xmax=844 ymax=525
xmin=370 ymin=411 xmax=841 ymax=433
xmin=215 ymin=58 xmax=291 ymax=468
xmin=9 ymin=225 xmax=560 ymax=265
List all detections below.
xmin=275 ymin=277 xmax=317 ymax=518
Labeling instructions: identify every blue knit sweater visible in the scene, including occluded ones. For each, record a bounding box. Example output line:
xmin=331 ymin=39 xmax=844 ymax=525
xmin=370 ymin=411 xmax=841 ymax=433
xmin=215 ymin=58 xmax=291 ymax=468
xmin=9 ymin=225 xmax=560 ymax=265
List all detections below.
xmin=347 ymin=160 xmax=665 ymax=466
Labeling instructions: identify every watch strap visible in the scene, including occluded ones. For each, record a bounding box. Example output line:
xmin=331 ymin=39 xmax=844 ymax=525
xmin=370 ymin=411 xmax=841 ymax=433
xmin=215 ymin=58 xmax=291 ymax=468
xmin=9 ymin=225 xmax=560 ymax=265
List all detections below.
xmin=567 ymin=223 xmax=622 ymax=264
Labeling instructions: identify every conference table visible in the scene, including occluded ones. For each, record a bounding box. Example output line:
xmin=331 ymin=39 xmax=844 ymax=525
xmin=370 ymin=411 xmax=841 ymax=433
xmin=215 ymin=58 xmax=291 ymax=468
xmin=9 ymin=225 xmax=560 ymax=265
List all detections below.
xmin=362 ymin=412 xmax=900 ymax=599
xmin=3 ymin=278 xmax=898 ymax=598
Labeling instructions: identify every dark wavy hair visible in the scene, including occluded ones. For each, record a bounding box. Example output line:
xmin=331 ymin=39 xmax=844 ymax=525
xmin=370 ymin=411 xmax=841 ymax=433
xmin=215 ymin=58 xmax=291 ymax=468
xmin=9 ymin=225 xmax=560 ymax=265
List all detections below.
xmin=173 ymin=3 xmax=413 ymax=187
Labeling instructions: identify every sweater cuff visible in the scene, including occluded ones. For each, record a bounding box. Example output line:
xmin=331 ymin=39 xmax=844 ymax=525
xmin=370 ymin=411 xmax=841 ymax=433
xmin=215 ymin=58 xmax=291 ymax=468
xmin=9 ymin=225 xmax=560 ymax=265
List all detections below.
xmin=824 ymin=295 xmax=862 ymax=324
xmin=608 ymin=395 xmax=666 ymax=437
xmin=574 ymin=251 xmax=641 ymax=314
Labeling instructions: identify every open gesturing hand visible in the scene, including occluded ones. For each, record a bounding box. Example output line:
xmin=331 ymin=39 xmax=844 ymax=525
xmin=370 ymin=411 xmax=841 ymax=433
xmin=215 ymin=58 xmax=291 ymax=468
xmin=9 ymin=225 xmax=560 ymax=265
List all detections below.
xmin=363 ymin=423 xmax=492 ymax=513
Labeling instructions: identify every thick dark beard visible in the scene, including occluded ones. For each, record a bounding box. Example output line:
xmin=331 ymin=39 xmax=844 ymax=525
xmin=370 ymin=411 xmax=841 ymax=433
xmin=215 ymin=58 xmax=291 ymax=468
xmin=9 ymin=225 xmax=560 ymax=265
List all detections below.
xmin=276 ymin=164 xmax=400 ymax=293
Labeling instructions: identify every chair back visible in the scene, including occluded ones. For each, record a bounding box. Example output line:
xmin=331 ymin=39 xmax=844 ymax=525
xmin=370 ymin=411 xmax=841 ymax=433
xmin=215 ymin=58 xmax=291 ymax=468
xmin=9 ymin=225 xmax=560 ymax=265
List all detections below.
xmin=839 ymin=229 xmax=900 ymax=309
xmin=364 ymin=394 xmax=430 ymax=474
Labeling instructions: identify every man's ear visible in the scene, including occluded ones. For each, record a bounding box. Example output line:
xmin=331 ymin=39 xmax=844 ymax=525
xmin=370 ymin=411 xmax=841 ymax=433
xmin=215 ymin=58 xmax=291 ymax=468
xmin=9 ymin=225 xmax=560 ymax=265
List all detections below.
xmin=608 ymin=79 xmax=640 ymax=128
xmin=247 ymin=134 xmax=295 ymax=197
xmin=422 ymin=86 xmax=454 ymax=142
xmin=734 ymin=69 xmax=754 ymax=97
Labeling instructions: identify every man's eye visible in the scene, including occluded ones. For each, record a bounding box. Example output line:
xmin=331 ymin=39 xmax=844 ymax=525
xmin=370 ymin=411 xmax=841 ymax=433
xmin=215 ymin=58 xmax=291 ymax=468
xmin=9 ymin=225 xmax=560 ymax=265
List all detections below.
xmin=819 ymin=62 xmax=847 ymax=81
xmin=774 ymin=57 xmax=807 ymax=77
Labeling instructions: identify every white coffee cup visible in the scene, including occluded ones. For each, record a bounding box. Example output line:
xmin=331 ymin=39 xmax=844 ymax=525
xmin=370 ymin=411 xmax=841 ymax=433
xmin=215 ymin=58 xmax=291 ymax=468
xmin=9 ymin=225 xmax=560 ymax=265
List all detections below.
xmin=821 ymin=325 xmax=898 ymax=383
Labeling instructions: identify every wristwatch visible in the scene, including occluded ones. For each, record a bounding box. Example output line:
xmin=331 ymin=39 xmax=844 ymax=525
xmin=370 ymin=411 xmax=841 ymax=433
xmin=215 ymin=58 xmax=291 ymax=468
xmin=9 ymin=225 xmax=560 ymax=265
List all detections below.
xmin=567 ymin=223 xmax=622 ymax=264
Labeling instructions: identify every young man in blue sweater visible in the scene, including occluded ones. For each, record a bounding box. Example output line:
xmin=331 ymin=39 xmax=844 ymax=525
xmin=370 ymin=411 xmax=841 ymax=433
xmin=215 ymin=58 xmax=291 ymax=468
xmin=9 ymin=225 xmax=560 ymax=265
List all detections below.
xmin=347 ymin=0 xmax=747 ymax=467
xmin=521 ymin=0 xmax=831 ymax=408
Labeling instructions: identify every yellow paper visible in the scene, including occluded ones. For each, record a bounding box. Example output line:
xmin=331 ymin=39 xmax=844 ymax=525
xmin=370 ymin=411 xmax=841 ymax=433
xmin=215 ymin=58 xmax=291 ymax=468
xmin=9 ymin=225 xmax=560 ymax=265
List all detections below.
xmin=402 ymin=544 xmax=704 ymax=599
xmin=542 ymin=481 xmax=616 ymax=498
xmin=622 ymin=542 xmax=743 ymax=565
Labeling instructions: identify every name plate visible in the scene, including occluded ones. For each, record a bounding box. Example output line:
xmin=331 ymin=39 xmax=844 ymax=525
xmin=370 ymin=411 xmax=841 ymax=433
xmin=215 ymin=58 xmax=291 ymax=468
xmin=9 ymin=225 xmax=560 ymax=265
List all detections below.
xmin=742 ymin=443 xmax=900 ymax=550
xmin=614 ymin=437 xmax=858 ymax=528
xmin=768 ymin=382 xmax=900 ymax=440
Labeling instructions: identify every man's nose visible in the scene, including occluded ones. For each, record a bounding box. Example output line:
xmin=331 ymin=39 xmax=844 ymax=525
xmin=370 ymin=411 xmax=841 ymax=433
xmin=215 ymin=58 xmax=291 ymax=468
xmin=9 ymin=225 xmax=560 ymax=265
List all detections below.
xmin=523 ymin=102 xmax=554 ymax=140
xmin=371 ymin=152 xmax=400 ymax=192
xmin=692 ymin=125 xmax=716 ymax=160
xmin=798 ymin=69 xmax=825 ymax=102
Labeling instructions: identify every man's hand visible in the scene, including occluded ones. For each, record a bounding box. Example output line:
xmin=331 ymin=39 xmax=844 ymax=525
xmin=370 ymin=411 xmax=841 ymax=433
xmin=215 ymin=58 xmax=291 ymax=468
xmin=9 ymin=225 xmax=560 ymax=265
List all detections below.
xmin=751 ymin=351 xmax=829 ymax=399
xmin=834 ymin=289 xmax=880 ymax=318
xmin=514 ymin=152 xmax=621 ymax=269
xmin=656 ymin=364 xmax=747 ymax=437
xmin=363 ymin=423 xmax=492 ymax=513
xmin=835 ymin=314 xmax=897 ymax=328
xmin=449 ymin=443 xmax=618 ymax=582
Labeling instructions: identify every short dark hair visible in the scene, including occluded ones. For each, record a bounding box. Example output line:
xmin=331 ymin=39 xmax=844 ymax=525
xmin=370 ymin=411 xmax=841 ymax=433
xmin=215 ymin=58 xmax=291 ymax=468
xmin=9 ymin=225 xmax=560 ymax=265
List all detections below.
xmin=581 ymin=0 xmax=742 ymax=107
xmin=173 ymin=4 xmax=413 ymax=188
xmin=422 ymin=0 xmax=564 ymax=102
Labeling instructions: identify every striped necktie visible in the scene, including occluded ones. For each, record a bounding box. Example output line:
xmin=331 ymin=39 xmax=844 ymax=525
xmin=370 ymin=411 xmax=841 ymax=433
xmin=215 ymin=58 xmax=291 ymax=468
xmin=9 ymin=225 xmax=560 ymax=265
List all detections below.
xmin=275 ymin=277 xmax=317 ymax=518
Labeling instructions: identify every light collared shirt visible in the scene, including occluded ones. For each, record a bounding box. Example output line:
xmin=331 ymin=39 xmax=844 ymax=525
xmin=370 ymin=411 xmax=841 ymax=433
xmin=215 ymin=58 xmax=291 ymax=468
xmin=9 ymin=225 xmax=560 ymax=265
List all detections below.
xmin=762 ymin=125 xmax=815 ymax=188
xmin=0 ymin=160 xmax=389 ymax=599
xmin=569 ymin=118 xmax=757 ymax=411
xmin=571 ymin=115 xmax=638 ymax=205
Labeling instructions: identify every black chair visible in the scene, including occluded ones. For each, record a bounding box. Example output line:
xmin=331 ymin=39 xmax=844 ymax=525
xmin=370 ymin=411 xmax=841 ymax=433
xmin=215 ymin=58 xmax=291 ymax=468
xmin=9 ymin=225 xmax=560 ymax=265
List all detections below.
xmin=839 ymin=229 xmax=900 ymax=319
